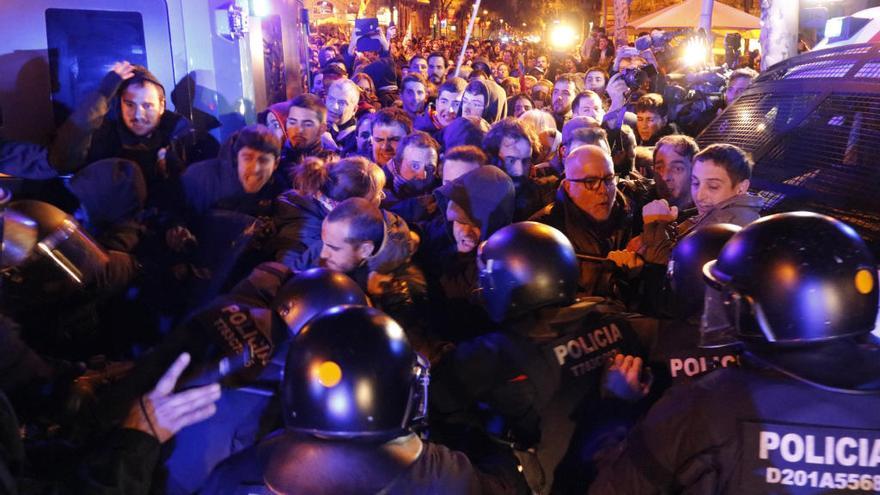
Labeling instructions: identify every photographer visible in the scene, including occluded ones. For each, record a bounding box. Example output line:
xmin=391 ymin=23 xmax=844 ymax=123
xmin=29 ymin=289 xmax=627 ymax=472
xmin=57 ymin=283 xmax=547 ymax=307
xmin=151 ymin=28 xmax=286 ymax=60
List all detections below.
xmin=344 ymin=23 xmax=399 ymax=108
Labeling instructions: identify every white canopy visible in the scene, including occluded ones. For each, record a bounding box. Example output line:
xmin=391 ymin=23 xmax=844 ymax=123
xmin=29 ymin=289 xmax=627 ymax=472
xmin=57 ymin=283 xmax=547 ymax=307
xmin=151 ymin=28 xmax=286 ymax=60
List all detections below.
xmin=628 ymin=0 xmax=761 ymax=30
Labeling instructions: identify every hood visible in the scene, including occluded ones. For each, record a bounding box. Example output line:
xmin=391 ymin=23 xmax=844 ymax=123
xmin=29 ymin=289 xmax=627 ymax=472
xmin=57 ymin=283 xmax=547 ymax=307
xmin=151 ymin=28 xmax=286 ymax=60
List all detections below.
xmin=474 ymin=79 xmax=507 ymax=124
xmin=367 ymin=210 xmax=415 ymax=274
xmin=68 ymin=158 xmax=147 ymax=228
xmin=267 ymin=100 xmax=292 ymax=129
xmin=435 ymin=165 xmax=514 ymax=241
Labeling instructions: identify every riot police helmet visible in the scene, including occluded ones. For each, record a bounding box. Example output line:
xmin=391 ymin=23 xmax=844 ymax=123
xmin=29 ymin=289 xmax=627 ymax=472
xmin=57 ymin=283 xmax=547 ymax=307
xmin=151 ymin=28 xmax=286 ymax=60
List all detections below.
xmin=272 ymin=268 xmax=369 ymax=336
xmin=2 ymin=199 xmax=109 ymax=285
xmin=478 ymin=221 xmax=578 ymax=322
xmin=704 ymin=212 xmax=878 ymax=344
xmin=282 ymin=305 xmax=428 ymax=440
xmin=669 ymin=223 xmax=741 ymax=318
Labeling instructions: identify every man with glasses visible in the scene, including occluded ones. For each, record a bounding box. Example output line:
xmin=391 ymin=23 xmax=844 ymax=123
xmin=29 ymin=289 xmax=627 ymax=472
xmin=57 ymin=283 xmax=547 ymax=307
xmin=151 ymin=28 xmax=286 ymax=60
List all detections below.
xmin=530 ymin=145 xmax=640 ymax=299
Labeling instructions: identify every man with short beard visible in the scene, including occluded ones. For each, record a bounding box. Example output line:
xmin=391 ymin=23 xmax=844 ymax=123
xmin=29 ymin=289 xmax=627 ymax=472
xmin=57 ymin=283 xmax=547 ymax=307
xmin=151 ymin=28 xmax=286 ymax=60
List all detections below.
xmin=483 ymin=118 xmax=558 ymax=221
xmin=401 ymin=73 xmax=430 ymax=121
xmin=167 ymin=125 xmax=289 ymax=266
xmin=284 ymin=94 xmax=329 ymax=166
xmin=550 ymin=74 xmax=582 ymax=131
xmin=51 ymin=61 xmax=192 ymax=209
xmin=381 ymin=131 xmax=440 ymax=224
xmin=427 ymin=52 xmax=447 ymax=85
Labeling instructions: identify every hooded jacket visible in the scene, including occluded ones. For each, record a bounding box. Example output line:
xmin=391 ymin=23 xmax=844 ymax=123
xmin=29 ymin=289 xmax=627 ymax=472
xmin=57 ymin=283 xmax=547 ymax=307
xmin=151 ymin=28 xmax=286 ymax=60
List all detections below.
xmin=416 ymin=166 xmax=515 ymax=340
xmin=471 ymin=80 xmax=508 ymax=125
xmin=50 ymin=69 xmax=191 ymax=186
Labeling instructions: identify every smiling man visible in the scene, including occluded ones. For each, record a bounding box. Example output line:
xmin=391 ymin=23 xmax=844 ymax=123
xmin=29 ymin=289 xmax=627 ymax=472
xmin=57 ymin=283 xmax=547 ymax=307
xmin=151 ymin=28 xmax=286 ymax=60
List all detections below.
xmin=171 ymin=125 xmax=289 ymax=255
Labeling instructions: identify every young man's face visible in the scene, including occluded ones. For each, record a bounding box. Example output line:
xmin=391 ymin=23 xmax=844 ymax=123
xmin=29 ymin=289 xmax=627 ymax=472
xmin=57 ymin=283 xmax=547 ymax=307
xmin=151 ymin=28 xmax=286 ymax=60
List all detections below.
xmin=513 ymin=97 xmax=533 ymax=118
xmin=653 ymin=144 xmax=692 ymax=206
xmin=398 ymin=145 xmax=438 ymax=182
xmin=427 ymin=56 xmax=447 ymax=85
xmin=552 ymin=80 xmax=576 ymax=116
xmin=237 ymin=146 xmax=279 ymax=193
xmin=356 ymin=120 xmax=372 ymax=155
xmin=575 ymin=94 xmax=605 ymax=122
xmin=435 ymin=90 xmax=463 ymax=127
xmin=461 ymin=92 xmax=486 ymax=119
xmin=402 ymin=81 xmax=428 ymax=115
xmin=584 ymin=71 xmax=606 ymax=93
xmin=636 ymin=110 xmax=666 ymax=142
xmin=498 ymin=136 xmax=532 ymax=179
xmin=121 ymin=83 xmax=165 ymax=137
xmin=320 ymin=219 xmax=373 ymax=273
xmin=371 ymin=123 xmax=407 ymax=166
xmin=447 ymin=201 xmax=481 ymax=253
xmin=691 ymin=159 xmax=750 ymax=216
xmin=724 ymin=76 xmax=752 ymax=106
xmin=286 ymin=106 xmax=324 ymax=149
xmin=410 ymin=58 xmax=428 ymax=79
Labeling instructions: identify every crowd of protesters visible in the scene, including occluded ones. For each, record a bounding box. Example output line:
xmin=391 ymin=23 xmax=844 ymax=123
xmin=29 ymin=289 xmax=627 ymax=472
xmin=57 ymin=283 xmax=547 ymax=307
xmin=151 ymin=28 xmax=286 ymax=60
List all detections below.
xmin=3 ymin=16 xmax=875 ymax=495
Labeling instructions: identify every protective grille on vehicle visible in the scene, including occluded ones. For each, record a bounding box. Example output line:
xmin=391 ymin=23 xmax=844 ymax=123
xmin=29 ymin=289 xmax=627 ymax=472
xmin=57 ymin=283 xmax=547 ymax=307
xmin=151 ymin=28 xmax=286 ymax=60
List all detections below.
xmin=855 ymin=61 xmax=880 ymax=79
xmin=747 ymin=94 xmax=880 ymax=251
xmin=697 ymin=92 xmax=820 ymax=155
xmin=784 ymin=60 xmax=856 ymax=79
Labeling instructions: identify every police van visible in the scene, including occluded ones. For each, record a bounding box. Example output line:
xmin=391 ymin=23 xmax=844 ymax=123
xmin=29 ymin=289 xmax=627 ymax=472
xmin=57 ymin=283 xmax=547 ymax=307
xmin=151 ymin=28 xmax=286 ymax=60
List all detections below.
xmin=0 ymin=0 xmax=310 ymax=147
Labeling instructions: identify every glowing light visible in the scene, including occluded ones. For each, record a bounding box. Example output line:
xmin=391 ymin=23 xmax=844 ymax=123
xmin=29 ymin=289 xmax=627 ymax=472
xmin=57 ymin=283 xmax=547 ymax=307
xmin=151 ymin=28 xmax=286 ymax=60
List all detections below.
xmin=315 ymin=361 xmax=343 ymax=387
xmin=327 ymin=388 xmax=351 ymax=418
xmin=550 ymin=25 xmax=576 ymax=50
xmin=355 ymin=379 xmax=374 ymax=410
xmin=825 ymin=17 xmax=843 ymax=38
xmin=251 ymin=0 xmax=271 ymax=17
xmin=855 ymin=269 xmax=875 ymax=295
xmin=681 ymin=38 xmax=709 ymax=68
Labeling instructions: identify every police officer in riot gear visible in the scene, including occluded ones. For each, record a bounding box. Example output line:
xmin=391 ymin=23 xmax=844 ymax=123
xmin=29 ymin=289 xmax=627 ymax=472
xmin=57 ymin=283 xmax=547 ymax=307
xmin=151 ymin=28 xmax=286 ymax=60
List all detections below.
xmin=590 ymin=212 xmax=880 ymax=494
xmin=643 ymin=223 xmax=744 ymax=392
xmin=430 ymin=221 xmax=649 ymax=494
xmin=162 ymin=266 xmax=370 ymax=494
xmin=202 ymin=305 xmax=527 ymax=494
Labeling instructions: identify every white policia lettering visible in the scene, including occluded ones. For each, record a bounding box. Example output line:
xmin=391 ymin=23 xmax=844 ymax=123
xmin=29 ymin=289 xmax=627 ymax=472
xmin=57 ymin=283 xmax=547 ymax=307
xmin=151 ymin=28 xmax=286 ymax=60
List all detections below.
xmin=553 ymin=323 xmax=624 ymax=365
xmin=669 ymin=354 xmax=739 ymax=377
xmin=759 ymin=431 xmax=880 ymax=467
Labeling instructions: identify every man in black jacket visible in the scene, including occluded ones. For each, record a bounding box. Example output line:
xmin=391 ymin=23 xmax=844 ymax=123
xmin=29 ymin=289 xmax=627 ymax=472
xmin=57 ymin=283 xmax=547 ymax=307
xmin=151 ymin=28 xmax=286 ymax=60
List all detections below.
xmin=50 ymin=62 xmax=191 ymax=212
xmin=530 ymin=145 xmax=640 ymax=300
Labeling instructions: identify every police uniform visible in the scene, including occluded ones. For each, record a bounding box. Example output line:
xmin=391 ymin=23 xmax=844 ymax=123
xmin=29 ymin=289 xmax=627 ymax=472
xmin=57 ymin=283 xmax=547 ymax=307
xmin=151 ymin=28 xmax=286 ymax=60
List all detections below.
xmin=590 ymin=342 xmax=880 ymax=495
xmin=591 ymin=212 xmax=880 ymax=495
xmin=431 ymin=302 xmax=646 ymax=493
xmin=646 ymin=318 xmax=742 ymax=391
